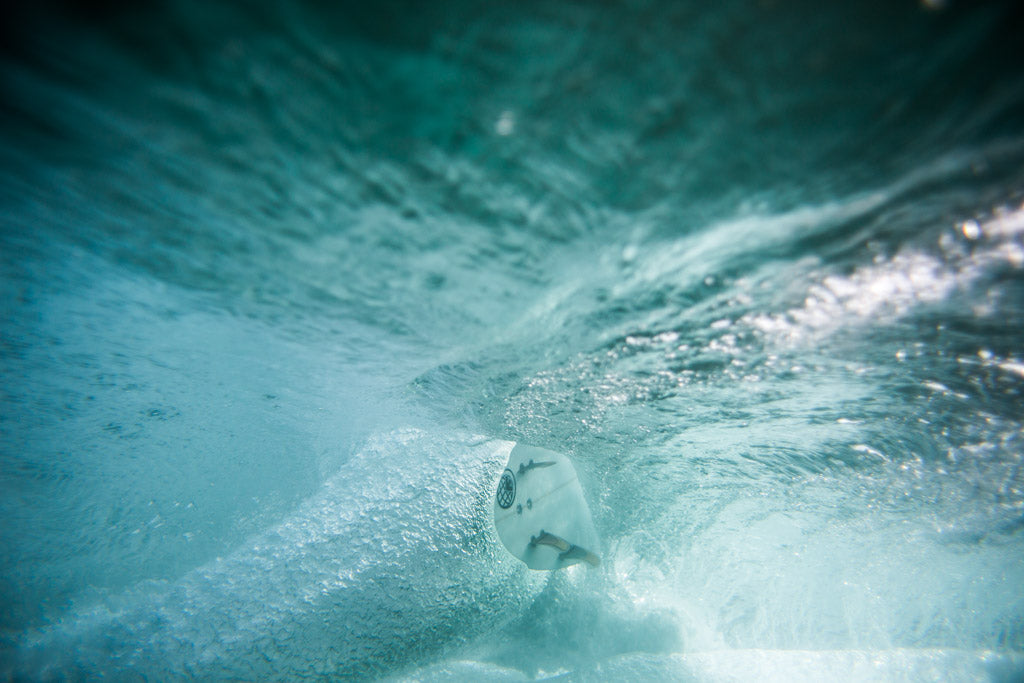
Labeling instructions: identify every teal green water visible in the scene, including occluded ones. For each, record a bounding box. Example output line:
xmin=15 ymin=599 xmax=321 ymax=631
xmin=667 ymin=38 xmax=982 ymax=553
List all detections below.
xmin=2 ymin=1 xmax=1024 ymax=679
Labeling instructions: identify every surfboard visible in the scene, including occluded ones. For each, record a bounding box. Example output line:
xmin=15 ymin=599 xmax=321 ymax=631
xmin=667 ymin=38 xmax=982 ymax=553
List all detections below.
xmin=493 ymin=443 xmax=600 ymax=570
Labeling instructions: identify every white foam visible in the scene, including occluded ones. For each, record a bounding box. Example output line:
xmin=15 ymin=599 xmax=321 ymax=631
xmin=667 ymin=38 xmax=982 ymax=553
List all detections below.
xmin=5 ymin=430 xmax=547 ymax=680
xmin=744 ymin=206 xmax=1024 ymax=344
xmin=576 ymin=648 xmax=1024 ymax=682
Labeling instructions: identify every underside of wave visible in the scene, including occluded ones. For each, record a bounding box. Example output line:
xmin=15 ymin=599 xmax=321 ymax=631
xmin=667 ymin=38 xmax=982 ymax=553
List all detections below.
xmin=1 ymin=429 xmax=547 ymax=680
xmin=398 ymin=648 xmax=1024 ymax=682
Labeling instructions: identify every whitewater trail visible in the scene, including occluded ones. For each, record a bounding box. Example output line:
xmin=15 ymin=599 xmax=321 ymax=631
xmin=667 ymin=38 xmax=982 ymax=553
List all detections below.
xmin=4 ymin=430 xmax=547 ymax=680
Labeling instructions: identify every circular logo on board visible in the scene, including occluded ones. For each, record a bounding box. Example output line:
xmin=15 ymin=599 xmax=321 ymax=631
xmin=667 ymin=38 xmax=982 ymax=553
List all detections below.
xmin=496 ymin=469 xmax=516 ymax=509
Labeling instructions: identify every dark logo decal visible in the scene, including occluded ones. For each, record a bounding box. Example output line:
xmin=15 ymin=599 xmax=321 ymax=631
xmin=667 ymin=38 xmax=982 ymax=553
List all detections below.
xmin=496 ymin=469 xmax=516 ymax=509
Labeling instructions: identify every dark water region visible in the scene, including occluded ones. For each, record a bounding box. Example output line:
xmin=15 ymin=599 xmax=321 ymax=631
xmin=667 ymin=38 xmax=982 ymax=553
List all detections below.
xmin=2 ymin=0 xmax=1024 ymax=679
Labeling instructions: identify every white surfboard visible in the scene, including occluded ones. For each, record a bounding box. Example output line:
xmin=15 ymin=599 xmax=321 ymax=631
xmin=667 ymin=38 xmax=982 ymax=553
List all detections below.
xmin=493 ymin=444 xmax=600 ymax=570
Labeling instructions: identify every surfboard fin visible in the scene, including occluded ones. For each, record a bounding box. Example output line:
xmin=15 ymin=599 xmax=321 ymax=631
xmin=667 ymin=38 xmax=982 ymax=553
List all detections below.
xmin=518 ymin=459 xmax=556 ymax=475
xmin=530 ymin=529 xmax=601 ymax=568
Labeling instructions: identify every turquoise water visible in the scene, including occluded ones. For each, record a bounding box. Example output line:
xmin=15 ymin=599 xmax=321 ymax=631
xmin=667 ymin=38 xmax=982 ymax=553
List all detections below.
xmin=2 ymin=1 xmax=1024 ymax=679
